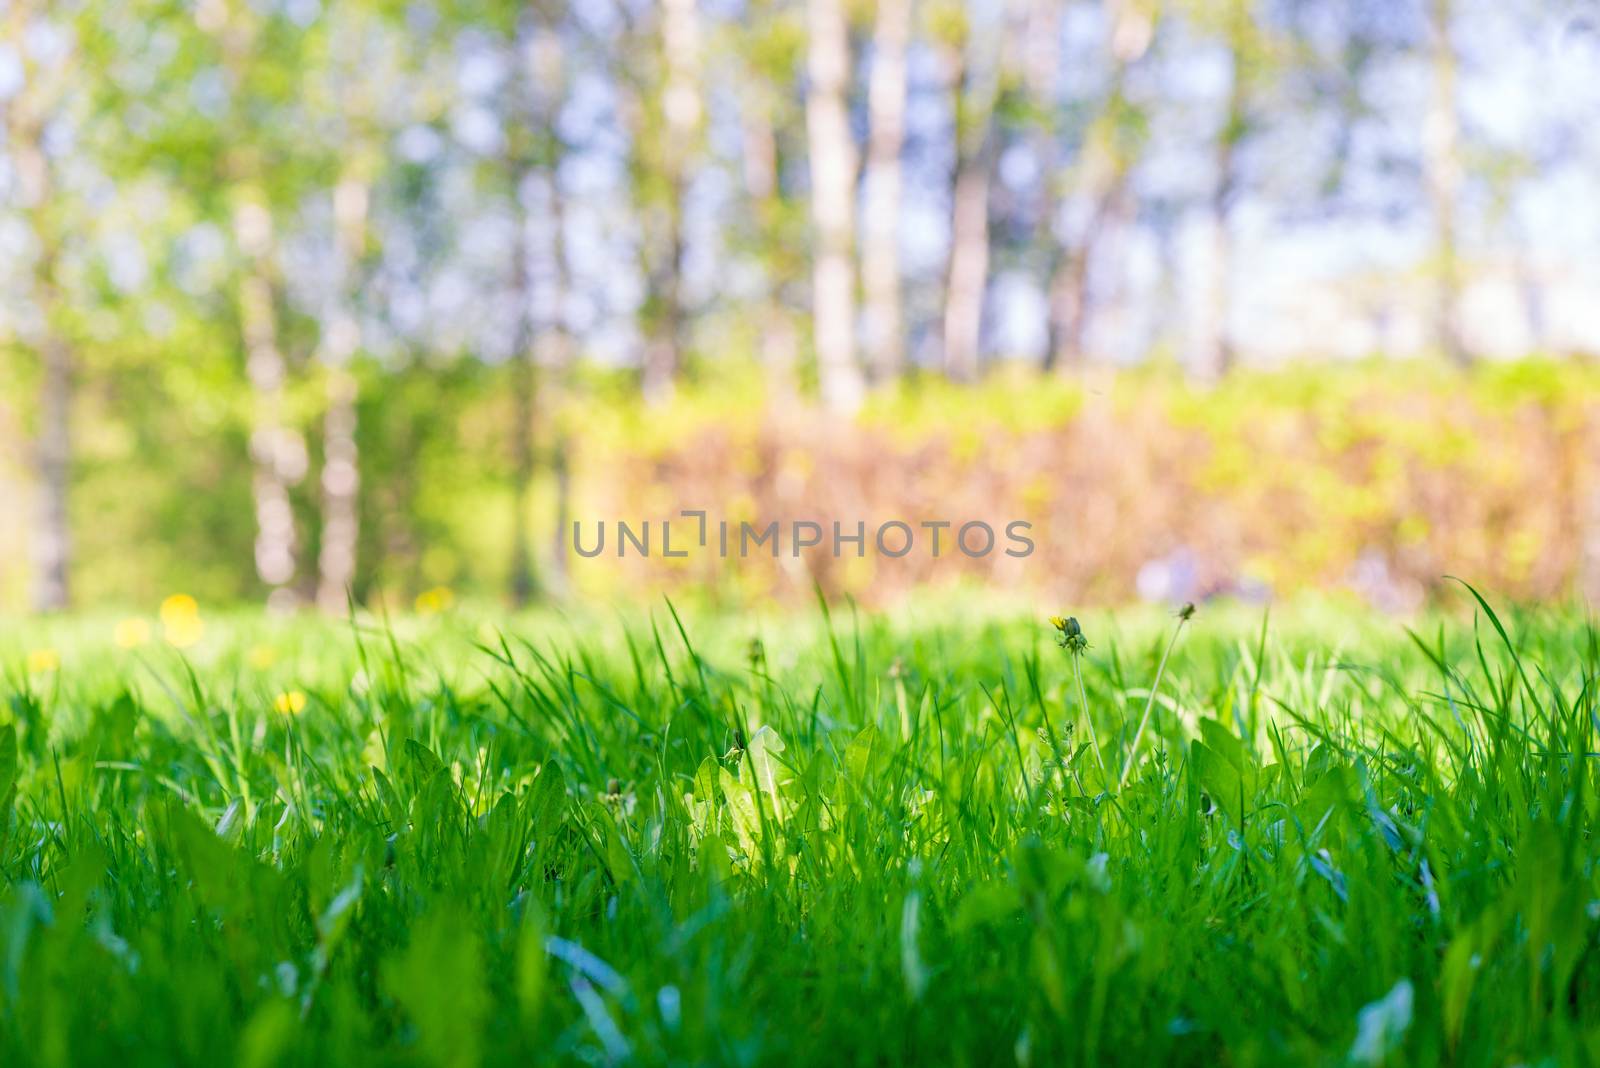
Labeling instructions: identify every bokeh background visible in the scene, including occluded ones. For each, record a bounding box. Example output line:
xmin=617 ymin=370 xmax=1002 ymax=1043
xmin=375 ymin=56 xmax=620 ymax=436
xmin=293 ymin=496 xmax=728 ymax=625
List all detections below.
xmin=3 ymin=0 xmax=1600 ymax=615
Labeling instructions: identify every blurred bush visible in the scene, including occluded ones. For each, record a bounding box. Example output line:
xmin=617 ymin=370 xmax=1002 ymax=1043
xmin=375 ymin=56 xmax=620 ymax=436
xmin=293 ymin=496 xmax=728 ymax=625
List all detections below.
xmin=575 ymin=360 xmax=1600 ymax=609
xmin=7 ymin=357 xmax=1599 ymax=612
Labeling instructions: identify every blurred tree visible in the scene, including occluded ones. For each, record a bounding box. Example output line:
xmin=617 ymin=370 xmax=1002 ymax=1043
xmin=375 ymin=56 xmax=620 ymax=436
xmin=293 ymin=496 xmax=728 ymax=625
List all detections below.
xmin=3 ymin=0 xmax=76 ymax=611
xmin=861 ymin=0 xmax=912 ymax=382
xmin=617 ymin=0 xmax=702 ymax=404
xmin=805 ymin=0 xmax=865 ymax=411
xmin=504 ymin=3 xmax=570 ymax=606
xmin=310 ymin=4 xmax=388 ymax=614
xmin=931 ymin=0 xmax=1002 ymax=382
xmin=735 ymin=2 xmax=807 ymax=401
xmin=189 ymin=0 xmax=326 ymax=608
xmin=1424 ymin=0 xmax=1468 ymax=366
xmin=1045 ymin=0 xmax=1155 ymax=372
xmin=1183 ymin=0 xmax=1286 ymax=382
xmin=1012 ymin=0 xmax=1067 ymax=369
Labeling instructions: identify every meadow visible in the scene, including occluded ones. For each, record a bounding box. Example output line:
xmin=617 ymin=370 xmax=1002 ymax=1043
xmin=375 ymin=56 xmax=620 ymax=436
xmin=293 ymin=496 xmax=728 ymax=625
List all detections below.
xmin=0 ymin=588 xmax=1594 ymax=1066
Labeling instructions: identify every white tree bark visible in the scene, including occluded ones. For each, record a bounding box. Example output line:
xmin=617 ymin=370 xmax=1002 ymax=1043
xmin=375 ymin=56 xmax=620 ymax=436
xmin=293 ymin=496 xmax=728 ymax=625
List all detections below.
xmin=1045 ymin=0 xmax=1153 ymax=372
xmin=207 ymin=1 xmax=304 ymax=608
xmin=509 ymin=16 xmax=573 ymax=604
xmin=1425 ymin=0 xmax=1468 ymax=366
xmin=234 ymin=195 xmax=305 ymax=608
xmin=1196 ymin=33 xmax=1245 ymax=383
xmin=641 ymin=0 xmax=702 ymax=404
xmin=942 ymin=160 xmax=993 ymax=381
xmin=806 ymin=0 xmax=865 ymax=413
xmin=861 ymin=0 xmax=911 ymax=382
xmin=941 ymin=11 xmax=1005 ymax=382
xmin=741 ymin=74 xmax=800 ymax=401
xmin=315 ymin=173 xmax=367 ymax=614
xmin=6 ymin=0 xmax=71 ymax=612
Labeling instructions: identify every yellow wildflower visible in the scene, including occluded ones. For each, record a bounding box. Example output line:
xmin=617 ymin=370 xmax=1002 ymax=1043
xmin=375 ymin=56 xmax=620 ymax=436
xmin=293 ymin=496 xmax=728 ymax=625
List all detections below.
xmin=160 ymin=593 xmax=204 ymax=648
xmin=27 ymin=648 xmax=60 ymax=673
xmin=415 ymin=586 xmax=455 ymax=616
xmin=273 ymin=690 xmax=308 ymax=715
xmin=159 ymin=594 xmax=199 ymax=625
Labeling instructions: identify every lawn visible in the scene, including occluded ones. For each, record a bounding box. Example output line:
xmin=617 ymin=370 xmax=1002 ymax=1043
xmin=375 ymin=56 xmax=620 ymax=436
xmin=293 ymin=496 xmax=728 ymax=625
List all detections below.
xmin=0 ymin=590 xmax=1596 ymax=1065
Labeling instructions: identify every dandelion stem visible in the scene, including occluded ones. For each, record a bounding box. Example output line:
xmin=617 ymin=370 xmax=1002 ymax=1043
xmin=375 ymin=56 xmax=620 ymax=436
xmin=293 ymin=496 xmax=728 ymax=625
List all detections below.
xmin=1118 ymin=615 xmax=1190 ymax=789
xmin=1070 ymin=649 xmax=1111 ymax=785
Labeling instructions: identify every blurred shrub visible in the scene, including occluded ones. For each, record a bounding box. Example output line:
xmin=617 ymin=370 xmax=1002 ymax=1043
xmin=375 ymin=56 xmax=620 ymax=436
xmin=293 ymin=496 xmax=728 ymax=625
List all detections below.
xmin=16 ymin=356 xmax=1600 ymax=611
xmin=571 ymin=360 xmax=1600 ymax=609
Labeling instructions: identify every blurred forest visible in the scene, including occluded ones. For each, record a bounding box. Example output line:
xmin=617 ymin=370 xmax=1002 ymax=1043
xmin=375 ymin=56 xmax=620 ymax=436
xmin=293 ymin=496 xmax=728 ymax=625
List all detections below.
xmin=3 ymin=0 xmax=1600 ymax=613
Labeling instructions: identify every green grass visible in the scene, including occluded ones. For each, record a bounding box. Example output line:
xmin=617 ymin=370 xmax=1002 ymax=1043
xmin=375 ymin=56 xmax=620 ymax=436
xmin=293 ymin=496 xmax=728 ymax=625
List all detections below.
xmin=0 ymin=592 xmax=1598 ymax=1065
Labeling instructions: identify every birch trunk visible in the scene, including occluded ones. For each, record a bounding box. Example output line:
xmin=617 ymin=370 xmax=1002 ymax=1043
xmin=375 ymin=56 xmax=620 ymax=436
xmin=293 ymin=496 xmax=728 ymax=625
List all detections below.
xmin=509 ymin=192 xmax=538 ymax=606
xmin=550 ymin=433 xmax=571 ymax=596
xmin=508 ymin=110 xmax=540 ymax=606
xmin=861 ymin=0 xmax=911 ymax=382
xmin=208 ymin=2 xmax=304 ymax=607
xmin=315 ymin=174 xmax=368 ymax=613
xmin=1196 ymin=41 xmax=1244 ymax=383
xmin=543 ymin=166 xmax=574 ymax=598
xmin=1029 ymin=0 xmax=1068 ymax=374
xmin=642 ymin=0 xmax=702 ymax=404
xmin=806 ymin=0 xmax=865 ymax=413
xmin=7 ymin=2 xmax=71 ymax=612
xmin=942 ymin=158 xmax=993 ymax=382
xmin=941 ymin=11 xmax=1007 ymax=381
xmin=508 ymin=19 xmax=571 ymax=605
xmin=1425 ymin=0 xmax=1468 ymax=366
xmin=1045 ymin=0 xmax=1152 ymax=372
xmin=740 ymin=56 xmax=799 ymax=402
xmin=31 ymin=332 xmax=70 ymax=613
xmin=234 ymin=196 xmax=304 ymax=607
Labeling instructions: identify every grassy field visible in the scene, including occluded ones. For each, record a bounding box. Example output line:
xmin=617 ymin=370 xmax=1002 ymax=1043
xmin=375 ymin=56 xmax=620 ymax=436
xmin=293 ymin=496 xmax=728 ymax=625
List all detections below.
xmin=0 ymin=591 xmax=1597 ymax=1065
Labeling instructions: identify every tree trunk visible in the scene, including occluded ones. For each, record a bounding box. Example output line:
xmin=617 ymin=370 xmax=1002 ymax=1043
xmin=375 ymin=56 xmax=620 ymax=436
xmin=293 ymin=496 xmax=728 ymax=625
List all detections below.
xmin=1425 ymin=0 xmax=1468 ymax=367
xmin=1048 ymin=235 xmax=1095 ymax=370
xmin=234 ymin=196 xmax=304 ymax=608
xmin=1197 ymin=42 xmax=1244 ymax=383
xmin=542 ymin=165 xmax=574 ymax=598
xmin=316 ymin=174 xmax=368 ymax=614
xmin=8 ymin=0 xmax=71 ymax=612
xmin=941 ymin=10 xmax=1009 ymax=382
xmin=642 ymin=214 xmax=685 ymax=404
xmin=861 ymin=0 xmax=910 ymax=382
xmin=1199 ymin=190 xmax=1234 ymax=380
xmin=509 ymin=163 xmax=540 ymax=608
xmin=31 ymin=333 xmax=70 ymax=613
xmin=549 ymin=433 xmax=571 ymax=596
xmin=640 ymin=0 xmax=702 ymax=404
xmin=1045 ymin=0 xmax=1152 ymax=373
xmin=208 ymin=4 xmax=303 ymax=609
xmin=942 ymin=155 xmax=993 ymax=382
xmin=739 ymin=50 xmax=800 ymax=403
xmin=806 ymin=0 xmax=865 ymax=413
xmin=1029 ymin=0 xmax=1068 ymax=375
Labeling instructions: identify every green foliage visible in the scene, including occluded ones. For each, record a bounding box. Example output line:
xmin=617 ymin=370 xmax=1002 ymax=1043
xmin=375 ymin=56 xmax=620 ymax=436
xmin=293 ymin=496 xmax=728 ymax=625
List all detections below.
xmin=0 ymin=595 xmax=1597 ymax=1064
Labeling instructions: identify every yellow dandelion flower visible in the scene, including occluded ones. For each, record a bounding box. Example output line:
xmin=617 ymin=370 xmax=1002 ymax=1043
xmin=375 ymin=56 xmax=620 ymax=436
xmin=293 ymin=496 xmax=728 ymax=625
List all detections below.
xmin=415 ymin=586 xmax=455 ymax=616
xmin=273 ymin=690 xmax=308 ymax=715
xmin=159 ymin=593 xmax=199 ymax=625
xmin=27 ymin=648 xmax=60 ymax=673
xmin=247 ymin=645 xmax=278 ymax=670
xmin=114 ymin=618 xmax=152 ymax=649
